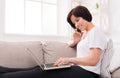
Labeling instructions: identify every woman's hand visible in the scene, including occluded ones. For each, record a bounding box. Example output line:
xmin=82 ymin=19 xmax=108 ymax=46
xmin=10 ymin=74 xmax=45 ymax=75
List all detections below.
xmin=73 ymin=30 xmax=81 ymax=43
xmin=68 ymin=29 xmax=82 ymax=47
xmin=53 ymin=57 xmax=70 ymax=66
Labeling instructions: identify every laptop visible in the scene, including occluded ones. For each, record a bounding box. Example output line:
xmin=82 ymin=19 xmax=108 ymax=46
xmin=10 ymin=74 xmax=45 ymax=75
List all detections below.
xmin=26 ymin=48 xmax=72 ymax=70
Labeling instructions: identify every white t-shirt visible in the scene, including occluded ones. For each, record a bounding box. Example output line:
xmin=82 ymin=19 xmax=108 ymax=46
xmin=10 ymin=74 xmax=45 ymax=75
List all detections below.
xmin=77 ymin=26 xmax=107 ymax=74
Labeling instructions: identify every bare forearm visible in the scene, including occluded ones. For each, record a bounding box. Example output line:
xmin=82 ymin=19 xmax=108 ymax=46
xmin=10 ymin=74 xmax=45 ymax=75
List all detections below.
xmin=69 ymin=57 xmax=98 ymax=66
xmin=69 ymin=48 xmax=101 ymax=66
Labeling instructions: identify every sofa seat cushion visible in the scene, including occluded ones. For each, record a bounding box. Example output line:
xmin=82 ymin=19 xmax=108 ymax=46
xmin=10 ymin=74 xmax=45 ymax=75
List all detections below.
xmin=0 ymin=41 xmax=43 ymax=68
xmin=43 ymin=41 xmax=76 ymax=64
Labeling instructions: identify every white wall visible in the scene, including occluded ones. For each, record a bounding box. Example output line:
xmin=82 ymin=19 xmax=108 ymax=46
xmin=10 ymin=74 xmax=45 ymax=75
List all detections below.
xmin=0 ymin=0 xmax=69 ymax=42
xmin=1 ymin=0 xmax=120 ymax=43
xmin=0 ymin=0 xmax=4 ymax=37
xmin=110 ymin=0 xmax=120 ymax=44
xmin=109 ymin=0 xmax=120 ymax=50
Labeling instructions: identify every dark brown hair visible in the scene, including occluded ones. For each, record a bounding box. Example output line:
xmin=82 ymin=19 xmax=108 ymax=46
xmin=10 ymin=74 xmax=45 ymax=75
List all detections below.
xmin=67 ymin=5 xmax=92 ymax=30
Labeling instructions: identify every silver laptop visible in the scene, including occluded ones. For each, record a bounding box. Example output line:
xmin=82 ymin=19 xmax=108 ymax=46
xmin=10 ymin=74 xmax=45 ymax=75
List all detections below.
xmin=26 ymin=48 xmax=72 ymax=70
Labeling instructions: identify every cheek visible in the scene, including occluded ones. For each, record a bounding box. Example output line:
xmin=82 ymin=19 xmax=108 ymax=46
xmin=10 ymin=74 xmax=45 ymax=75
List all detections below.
xmin=78 ymin=20 xmax=83 ymax=25
xmin=78 ymin=21 xmax=86 ymax=30
xmin=78 ymin=25 xmax=86 ymax=31
xmin=77 ymin=22 xmax=83 ymax=29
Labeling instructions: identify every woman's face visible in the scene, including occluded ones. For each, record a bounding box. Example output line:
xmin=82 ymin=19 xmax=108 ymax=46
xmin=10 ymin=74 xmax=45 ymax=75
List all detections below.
xmin=70 ymin=15 xmax=87 ymax=31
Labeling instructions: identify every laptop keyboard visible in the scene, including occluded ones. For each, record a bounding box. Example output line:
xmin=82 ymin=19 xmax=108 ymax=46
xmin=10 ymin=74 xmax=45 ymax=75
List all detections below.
xmin=45 ymin=63 xmax=56 ymax=68
xmin=45 ymin=63 xmax=71 ymax=68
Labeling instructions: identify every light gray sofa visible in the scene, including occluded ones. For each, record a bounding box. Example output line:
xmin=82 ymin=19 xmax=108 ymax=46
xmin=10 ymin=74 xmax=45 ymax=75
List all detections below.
xmin=0 ymin=41 xmax=119 ymax=78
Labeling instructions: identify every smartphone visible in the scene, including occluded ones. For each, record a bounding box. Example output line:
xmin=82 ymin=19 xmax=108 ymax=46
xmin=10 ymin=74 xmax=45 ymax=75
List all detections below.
xmin=77 ymin=28 xmax=81 ymax=33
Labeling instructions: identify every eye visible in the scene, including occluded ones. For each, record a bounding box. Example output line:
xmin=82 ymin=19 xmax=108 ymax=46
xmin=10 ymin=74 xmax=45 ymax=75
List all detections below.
xmin=75 ymin=18 xmax=80 ymax=22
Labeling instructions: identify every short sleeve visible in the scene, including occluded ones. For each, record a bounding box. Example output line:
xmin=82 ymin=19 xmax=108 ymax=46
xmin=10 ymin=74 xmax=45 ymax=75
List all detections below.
xmin=88 ymin=27 xmax=107 ymax=50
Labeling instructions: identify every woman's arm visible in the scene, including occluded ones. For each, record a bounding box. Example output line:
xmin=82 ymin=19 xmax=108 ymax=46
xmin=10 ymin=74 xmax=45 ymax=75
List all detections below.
xmin=54 ymin=48 xmax=101 ymax=66
xmin=69 ymin=48 xmax=101 ymax=66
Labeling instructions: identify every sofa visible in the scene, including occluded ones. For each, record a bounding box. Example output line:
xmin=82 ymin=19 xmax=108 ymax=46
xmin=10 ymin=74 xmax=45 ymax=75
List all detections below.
xmin=0 ymin=40 xmax=120 ymax=78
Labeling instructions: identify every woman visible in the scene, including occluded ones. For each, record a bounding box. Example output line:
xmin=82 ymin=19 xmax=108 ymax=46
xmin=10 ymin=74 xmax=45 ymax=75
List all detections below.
xmin=0 ymin=5 xmax=107 ymax=78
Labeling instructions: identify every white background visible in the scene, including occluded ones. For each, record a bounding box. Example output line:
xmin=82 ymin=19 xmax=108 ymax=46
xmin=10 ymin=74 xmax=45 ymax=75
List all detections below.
xmin=0 ymin=0 xmax=120 ymax=43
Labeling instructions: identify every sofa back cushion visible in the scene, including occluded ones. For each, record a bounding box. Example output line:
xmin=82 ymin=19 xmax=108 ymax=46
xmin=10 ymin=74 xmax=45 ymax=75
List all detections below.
xmin=100 ymin=38 xmax=114 ymax=78
xmin=0 ymin=41 xmax=43 ymax=68
xmin=109 ymin=43 xmax=120 ymax=73
xmin=43 ymin=41 xmax=76 ymax=64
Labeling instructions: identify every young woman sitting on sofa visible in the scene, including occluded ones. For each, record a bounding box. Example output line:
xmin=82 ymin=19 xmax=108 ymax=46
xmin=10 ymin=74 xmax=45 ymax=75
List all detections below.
xmin=0 ymin=5 xmax=107 ymax=78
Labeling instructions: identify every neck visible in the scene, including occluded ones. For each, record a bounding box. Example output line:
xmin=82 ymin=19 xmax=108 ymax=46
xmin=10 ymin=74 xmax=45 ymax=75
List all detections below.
xmin=86 ymin=22 xmax=94 ymax=32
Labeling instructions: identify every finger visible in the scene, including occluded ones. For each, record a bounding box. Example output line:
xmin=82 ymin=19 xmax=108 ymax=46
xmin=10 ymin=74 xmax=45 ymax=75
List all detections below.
xmin=57 ymin=59 xmax=64 ymax=66
xmin=54 ymin=59 xmax=62 ymax=66
xmin=57 ymin=62 xmax=63 ymax=66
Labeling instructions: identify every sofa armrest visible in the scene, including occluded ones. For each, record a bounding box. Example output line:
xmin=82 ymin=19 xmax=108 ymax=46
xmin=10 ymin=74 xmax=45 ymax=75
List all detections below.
xmin=112 ymin=67 xmax=120 ymax=78
xmin=0 ymin=41 xmax=44 ymax=68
